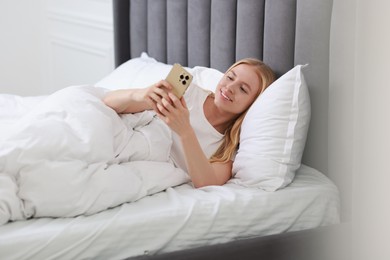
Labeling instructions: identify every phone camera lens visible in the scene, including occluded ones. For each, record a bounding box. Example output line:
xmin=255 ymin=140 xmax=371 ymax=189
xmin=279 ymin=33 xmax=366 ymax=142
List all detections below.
xmin=182 ymin=80 xmax=186 ymax=85
xmin=185 ymin=75 xmax=189 ymax=80
xmin=180 ymin=74 xmax=184 ymax=79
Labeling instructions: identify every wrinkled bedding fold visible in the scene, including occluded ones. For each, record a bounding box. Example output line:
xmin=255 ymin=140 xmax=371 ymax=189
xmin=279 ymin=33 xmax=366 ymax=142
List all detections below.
xmin=0 ymin=86 xmax=189 ymax=225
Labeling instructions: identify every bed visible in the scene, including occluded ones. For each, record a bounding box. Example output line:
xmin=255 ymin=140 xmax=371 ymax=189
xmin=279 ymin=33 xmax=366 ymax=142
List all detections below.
xmin=0 ymin=0 xmax=339 ymax=259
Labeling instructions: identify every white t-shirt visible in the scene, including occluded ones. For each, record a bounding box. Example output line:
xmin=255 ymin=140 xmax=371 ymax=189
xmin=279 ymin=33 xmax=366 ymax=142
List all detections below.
xmin=169 ymin=84 xmax=224 ymax=172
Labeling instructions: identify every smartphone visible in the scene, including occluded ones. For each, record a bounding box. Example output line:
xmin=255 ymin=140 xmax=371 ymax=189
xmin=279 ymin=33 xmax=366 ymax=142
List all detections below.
xmin=165 ymin=63 xmax=193 ymax=98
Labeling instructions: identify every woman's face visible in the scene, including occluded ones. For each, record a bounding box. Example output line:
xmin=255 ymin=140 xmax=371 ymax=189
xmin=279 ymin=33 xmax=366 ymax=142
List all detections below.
xmin=215 ymin=63 xmax=260 ymax=116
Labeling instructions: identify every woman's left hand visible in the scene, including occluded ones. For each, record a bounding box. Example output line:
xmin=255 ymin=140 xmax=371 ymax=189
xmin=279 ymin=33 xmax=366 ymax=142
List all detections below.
xmin=156 ymin=93 xmax=191 ymax=136
xmin=158 ymin=93 xmax=232 ymax=188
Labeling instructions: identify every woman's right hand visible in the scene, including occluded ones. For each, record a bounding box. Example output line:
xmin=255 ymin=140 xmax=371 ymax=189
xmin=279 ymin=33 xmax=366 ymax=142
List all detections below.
xmin=143 ymin=80 xmax=173 ymax=114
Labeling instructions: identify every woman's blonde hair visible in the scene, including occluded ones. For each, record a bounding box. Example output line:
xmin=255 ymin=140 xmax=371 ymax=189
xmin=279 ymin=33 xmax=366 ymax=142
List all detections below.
xmin=209 ymin=58 xmax=275 ymax=163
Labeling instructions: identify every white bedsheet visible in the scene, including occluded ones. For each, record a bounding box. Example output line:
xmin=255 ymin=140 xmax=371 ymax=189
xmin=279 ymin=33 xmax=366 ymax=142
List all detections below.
xmin=0 ymin=165 xmax=340 ymax=259
xmin=0 ymin=91 xmax=340 ymax=259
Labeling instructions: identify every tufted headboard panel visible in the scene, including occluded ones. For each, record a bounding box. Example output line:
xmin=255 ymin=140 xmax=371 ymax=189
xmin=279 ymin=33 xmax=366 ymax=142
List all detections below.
xmin=113 ymin=0 xmax=333 ymax=176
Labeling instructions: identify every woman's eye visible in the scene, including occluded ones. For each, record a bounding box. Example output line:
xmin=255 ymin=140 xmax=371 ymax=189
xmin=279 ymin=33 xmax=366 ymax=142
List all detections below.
xmin=240 ymin=86 xmax=248 ymax=94
xmin=227 ymin=75 xmax=233 ymax=81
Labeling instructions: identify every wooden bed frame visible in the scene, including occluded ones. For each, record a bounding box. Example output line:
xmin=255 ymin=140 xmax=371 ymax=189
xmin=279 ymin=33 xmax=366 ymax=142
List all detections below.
xmin=111 ymin=0 xmax=349 ymax=259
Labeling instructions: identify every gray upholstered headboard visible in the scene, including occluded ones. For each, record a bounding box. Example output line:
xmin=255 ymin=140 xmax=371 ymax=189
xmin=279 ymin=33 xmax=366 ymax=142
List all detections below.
xmin=112 ymin=0 xmax=333 ymax=176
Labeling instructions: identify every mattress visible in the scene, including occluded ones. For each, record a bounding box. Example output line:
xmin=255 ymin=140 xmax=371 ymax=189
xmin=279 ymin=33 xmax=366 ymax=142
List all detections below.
xmin=0 ymin=93 xmax=340 ymax=259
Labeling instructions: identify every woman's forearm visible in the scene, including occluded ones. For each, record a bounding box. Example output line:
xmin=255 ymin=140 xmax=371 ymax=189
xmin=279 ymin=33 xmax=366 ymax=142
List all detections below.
xmin=103 ymin=81 xmax=174 ymax=114
xmin=155 ymin=92 xmax=232 ymax=188
xmin=180 ymin=128 xmax=232 ymax=188
xmin=103 ymin=89 xmax=151 ymax=114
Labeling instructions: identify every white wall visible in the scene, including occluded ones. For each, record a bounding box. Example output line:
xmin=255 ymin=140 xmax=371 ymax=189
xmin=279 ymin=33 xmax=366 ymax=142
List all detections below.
xmin=0 ymin=0 xmax=114 ymax=96
xmin=43 ymin=0 xmax=114 ymax=93
xmin=0 ymin=0 xmax=45 ymax=96
xmin=353 ymin=0 xmax=390 ymax=259
xmin=330 ymin=0 xmax=390 ymax=259
xmin=329 ymin=0 xmax=356 ymax=222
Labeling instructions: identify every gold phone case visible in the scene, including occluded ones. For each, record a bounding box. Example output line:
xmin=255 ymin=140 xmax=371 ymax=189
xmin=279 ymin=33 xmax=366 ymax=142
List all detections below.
xmin=165 ymin=63 xmax=193 ymax=98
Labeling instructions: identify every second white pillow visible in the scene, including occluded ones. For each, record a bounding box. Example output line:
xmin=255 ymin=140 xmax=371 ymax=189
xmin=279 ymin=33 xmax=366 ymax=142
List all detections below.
xmin=231 ymin=65 xmax=311 ymax=191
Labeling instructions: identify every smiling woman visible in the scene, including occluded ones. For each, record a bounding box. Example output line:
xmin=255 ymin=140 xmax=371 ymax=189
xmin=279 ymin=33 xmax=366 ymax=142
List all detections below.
xmin=214 ymin=64 xmax=261 ymax=115
xmin=103 ymin=58 xmax=276 ymax=188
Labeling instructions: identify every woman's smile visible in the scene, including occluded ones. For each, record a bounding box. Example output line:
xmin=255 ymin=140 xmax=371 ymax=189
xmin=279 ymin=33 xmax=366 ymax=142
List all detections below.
xmin=220 ymin=90 xmax=232 ymax=102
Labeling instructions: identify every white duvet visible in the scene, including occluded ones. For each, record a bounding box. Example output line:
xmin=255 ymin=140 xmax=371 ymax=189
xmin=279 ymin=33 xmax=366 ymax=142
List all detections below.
xmin=0 ymin=86 xmax=189 ymax=225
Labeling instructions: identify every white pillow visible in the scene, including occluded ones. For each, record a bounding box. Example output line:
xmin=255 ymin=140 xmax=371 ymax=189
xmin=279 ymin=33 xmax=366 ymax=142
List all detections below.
xmin=231 ymin=65 xmax=311 ymax=191
xmin=95 ymin=52 xmax=223 ymax=92
xmin=191 ymin=66 xmax=223 ymax=92
xmin=95 ymin=53 xmax=171 ymax=90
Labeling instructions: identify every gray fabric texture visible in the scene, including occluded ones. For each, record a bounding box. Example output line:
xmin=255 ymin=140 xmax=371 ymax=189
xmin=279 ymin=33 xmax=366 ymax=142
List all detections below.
xmin=148 ymin=0 xmax=167 ymax=62
xmin=188 ymin=0 xmax=211 ymax=68
xmin=263 ymin=0 xmax=296 ymax=77
xmin=130 ymin=0 xmax=147 ymax=58
xmin=167 ymin=0 xmax=188 ymax=65
xmin=210 ymin=0 xmax=237 ymax=71
xmin=235 ymin=0 xmax=265 ymax=62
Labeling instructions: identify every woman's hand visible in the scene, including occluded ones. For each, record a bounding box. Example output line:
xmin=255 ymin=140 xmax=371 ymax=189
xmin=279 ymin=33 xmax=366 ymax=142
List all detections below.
xmin=103 ymin=80 xmax=173 ymax=114
xmin=156 ymin=92 xmax=191 ymax=136
xmin=143 ymin=80 xmax=173 ymax=113
xmin=156 ymin=91 xmax=233 ymax=188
